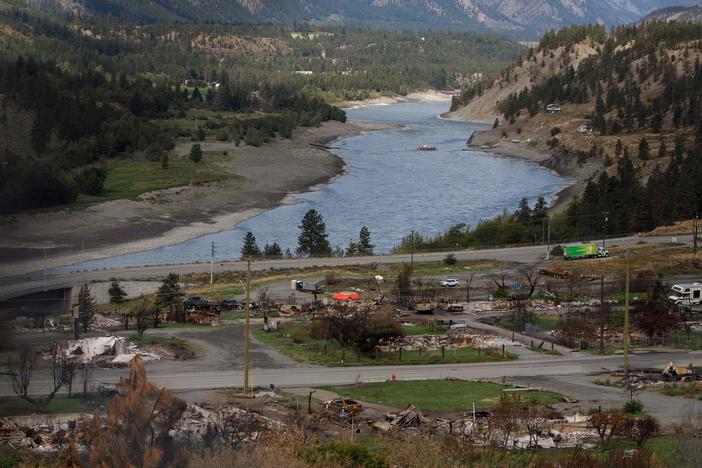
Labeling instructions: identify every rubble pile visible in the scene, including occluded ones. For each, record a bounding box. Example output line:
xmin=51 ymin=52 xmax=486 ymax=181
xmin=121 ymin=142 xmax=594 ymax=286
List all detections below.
xmin=90 ymin=314 xmax=122 ymax=330
xmin=377 ymin=332 xmax=521 ymax=352
xmin=63 ymin=336 xmax=161 ymax=366
xmin=175 ymin=403 xmax=279 ymax=446
xmin=0 ymin=414 xmax=91 ymax=453
xmin=610 ymin=362 xmax=702 ymax=390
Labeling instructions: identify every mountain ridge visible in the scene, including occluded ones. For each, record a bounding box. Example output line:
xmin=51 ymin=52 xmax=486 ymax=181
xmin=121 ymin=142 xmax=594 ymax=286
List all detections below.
xmin=26 ymin=0 xmax=702 ymax=40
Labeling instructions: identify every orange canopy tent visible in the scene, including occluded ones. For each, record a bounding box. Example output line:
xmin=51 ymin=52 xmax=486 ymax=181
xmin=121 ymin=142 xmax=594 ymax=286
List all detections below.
xmin=332 ymin=292 xmax=361 ymax=301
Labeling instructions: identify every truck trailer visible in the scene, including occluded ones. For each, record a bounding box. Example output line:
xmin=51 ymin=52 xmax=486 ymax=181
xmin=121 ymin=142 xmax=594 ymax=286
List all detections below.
xmin=563 ymin=243 xmax=609 ymax=260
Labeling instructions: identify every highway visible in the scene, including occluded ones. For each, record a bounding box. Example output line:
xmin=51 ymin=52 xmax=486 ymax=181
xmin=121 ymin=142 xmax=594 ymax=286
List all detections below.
xmin=0 ymin=234 xmax=691 ymax=301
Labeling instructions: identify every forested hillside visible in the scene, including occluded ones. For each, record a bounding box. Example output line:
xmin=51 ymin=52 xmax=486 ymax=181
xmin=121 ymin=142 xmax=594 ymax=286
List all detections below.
xmin=0 ymin=2 xmax=522 ymax=214
xmin=406 ymin=21 xmax=702 ymax=252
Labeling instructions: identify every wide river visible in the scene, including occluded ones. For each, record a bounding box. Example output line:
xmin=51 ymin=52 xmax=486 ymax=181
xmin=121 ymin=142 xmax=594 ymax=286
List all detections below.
xmin=60 ymin=100 xmax=568 ymax=271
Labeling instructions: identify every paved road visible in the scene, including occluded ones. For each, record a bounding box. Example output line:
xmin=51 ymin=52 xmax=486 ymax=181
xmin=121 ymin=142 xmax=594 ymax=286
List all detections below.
xmin=3 ymin=348 xmax=700 ymax=398
xmin=0 ymin=234 xmax=691 ymax=301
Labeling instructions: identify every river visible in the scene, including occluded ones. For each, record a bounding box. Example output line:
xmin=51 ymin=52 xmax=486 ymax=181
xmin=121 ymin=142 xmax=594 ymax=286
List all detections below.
xmin=58 ymin=100 xmax=568 ymax=271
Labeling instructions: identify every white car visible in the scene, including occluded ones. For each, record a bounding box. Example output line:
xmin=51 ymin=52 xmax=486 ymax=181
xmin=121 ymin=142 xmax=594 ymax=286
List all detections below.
xmin=440 ymin=278 xmax=460 ymax=288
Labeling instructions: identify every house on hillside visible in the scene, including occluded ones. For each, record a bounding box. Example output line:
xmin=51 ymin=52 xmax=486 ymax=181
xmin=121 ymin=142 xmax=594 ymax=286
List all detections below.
xmin=546 ymin=104 xmax=562 ymax=113
xmin=577 ymin=124 xmax=593 ymax=134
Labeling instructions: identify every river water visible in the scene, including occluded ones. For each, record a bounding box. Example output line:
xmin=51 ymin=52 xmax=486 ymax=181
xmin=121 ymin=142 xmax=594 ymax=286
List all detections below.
xmin=59 ymin=100 xmax=568 ymax=271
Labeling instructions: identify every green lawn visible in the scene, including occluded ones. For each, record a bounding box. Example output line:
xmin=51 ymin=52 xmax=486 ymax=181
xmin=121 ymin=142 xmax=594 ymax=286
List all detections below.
xmin=401 ymin=323 xmax=446 ymax=336
xmin=253 ymin=323 xmax=516 ymax=367
xmin=320 ymin=380 xmax=564 ymax=412
xmin=76 ymin=156 xmax=232 ymax=204
xmin=0 ymin=395 xmax=108 ymax=417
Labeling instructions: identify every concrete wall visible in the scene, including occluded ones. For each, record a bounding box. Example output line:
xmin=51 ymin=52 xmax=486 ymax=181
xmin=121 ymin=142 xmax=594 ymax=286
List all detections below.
xmin=70 ymin=281 xmax=162 ymax=305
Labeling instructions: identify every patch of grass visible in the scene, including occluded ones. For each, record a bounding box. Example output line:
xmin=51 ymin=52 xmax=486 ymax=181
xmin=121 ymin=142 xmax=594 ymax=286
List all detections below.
xmin=401 ymin=323 xmax=446 ymax=336
xmin=75 ymin=156 xmax=232 ymax=205
xmin=320 ymin=380 xmax=564 ymax=412
xmin=0 ymin=443 xmax=22 ymax=468
xmin=660 ymin=382 xmax=702 ymax=399
xmin=253 ymin=323 xmax=516 ymax=367
xmin=0 ymin=395 xmax=108 ymax=417
xmin=389 ymin=260 xmax=499 ymax=279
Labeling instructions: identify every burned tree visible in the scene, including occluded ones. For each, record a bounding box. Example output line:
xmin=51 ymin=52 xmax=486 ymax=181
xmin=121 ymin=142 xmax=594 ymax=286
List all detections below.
xmin=588 ymin=408 xmax=626 ymax=450
xmin=517 ymin=266 xmax=541 ymax=298
xmin=634 ymin=279 xmax=679 ymax=340
xmin=3 ymin=344 xmax=71 ymax=409
xmin=83 ymin=357 xmax=188 ymax=467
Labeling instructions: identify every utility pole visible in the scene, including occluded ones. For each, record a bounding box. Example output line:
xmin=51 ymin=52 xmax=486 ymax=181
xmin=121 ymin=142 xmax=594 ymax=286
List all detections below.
xmin=623 ymin=249 xmax=630 ymax=377
xmin=243 ymin=257 xmax=252 ymax=397
xmin=694 ymin=213 xmax=698 ymax=258
xmin=410 ymin=230 xmax=415 ymax=272
xmin=545 ymin=217 xmax=551 ymax=260
xmin=43 ymin=248 xmax=47 ymax=291
xmin=210 ymin=241 xmax=215 ymax=285
xmin=599 ymin=275 xmax=605 ymax=354
xmin=602 ymin=212 xmax=608 ymax=249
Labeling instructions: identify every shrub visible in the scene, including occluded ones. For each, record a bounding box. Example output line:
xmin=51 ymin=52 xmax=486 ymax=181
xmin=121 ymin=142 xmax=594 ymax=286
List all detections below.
xmin=550 ymin=127 xmax=561 ymax=136
xmin=75 ymin=166 xmax=107 ymax=196
xmin=443 ymin=253 xmax=457 ymax=265
xmin=623 ymin=399 xmax=643 ymax=414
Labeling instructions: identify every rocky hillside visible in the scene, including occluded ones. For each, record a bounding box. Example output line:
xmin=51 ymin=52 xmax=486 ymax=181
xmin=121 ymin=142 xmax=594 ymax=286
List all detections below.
xmin=26 ymin=0 xmax=702 ymax=40
xmin=642 ymin=5 xmax=702 ymax=23
xmin=448 ymin=22 xmax=702 ymax=214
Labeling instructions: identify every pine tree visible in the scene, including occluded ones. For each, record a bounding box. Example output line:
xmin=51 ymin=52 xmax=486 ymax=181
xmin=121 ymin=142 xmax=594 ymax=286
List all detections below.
xmin=492 ymin=118 xmax=500 ymax=129
xmin=296 ymin=209 xmax=331 ymax=257
xmin=108 ymin=280 xmax=127 ymax=304
xmin=638 ymin=138 xmax=650 ymax=160
xmin=532 ymin=196 xmax=548 ymax=224
xmin=263 ymin=242 xmax=282 ymax=258
xmin=357 ymin=226 xmax=374 ymax=256
xmin=160 ymin=153 xmax=169 ymax=170
xmin=241 ymin=232 xmax=261 ymax=258
xmin=657 ymin=138 xmax=667 ymax=159
xmin=515 ymin=197 xmax=532 ymax=224
xmin=189 ymin=144 xmax=202 ymax=162
xmin=78 ymin=284 xmax=97 ymax=333
xmin=156 ymin=273 xmax=183 ymax=324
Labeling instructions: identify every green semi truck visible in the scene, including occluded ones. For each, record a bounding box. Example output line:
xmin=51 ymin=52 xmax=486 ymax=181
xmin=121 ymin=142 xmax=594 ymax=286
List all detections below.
xmin=563 ymin=243 xmax=609 ymax=260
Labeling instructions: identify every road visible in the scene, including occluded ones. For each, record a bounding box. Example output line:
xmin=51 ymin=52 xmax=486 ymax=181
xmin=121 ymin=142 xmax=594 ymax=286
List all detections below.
xmin=0 ymin=234 xmax=691 ymax=301
xmin=3 ymin=348 xmax=700 ymax=397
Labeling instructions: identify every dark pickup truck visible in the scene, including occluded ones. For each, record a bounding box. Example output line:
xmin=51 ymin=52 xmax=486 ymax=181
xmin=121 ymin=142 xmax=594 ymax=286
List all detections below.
xmin=183 ymin=296 xmax=221 ymax=311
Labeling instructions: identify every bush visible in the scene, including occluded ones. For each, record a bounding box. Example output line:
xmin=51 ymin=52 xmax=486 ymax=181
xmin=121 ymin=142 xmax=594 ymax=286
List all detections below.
xmin=623 ymin=399 xmax=643 ymax=414
xmin=443 ymin=253 xmax=457 ymax=265
xmin=216 ymin=130 xmax=229 ymax=141
xmin=190 ymin=144 xmax=203 ymax=163
xmin=303 ymin=442 xmax=388 ymax=468
xmin=75 ymin=166 xmax=107 ymax=196
xmin=550 ymin=127 xmax=561 ymax=136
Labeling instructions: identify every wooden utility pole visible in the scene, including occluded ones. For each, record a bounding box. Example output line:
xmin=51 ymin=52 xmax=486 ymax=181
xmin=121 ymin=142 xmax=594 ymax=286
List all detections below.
xmin=210 ymin=241 xmax=215 ymax=285
xmin=694 ymin=214 xmax=698 ymax=258
xmin=410 ymin=230 xmax=415 ymax=272
xmin=623 ymin=249 xmax=630 ymax=376
xmin=599 ymin=275 xmax=605 ymax=354
xmin=244 ymin=257 xmax=252 ymax=397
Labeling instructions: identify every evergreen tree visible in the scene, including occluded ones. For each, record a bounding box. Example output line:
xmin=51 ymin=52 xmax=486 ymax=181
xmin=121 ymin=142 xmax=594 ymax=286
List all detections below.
xmin=357 ymin=226 xmax=375 ymax=256
xmin=532 ymin=196 xmax=548 ymax=224
xmin=241 ymin=232 xmax=261 ymax=258
xmin=263 ymin=242 xmax=282 ymax=258
xmin=638 ymin=138 xmax=650 ymax=160
xmin=515 ymin=197 xmax=532 ymax=224
xmin=345 ymin=240 xmax=358 ymax=257
xmin=190 ymin=144 xmax=202 ymax=162
xmin=160 ymin=153 xmax=169 ymax=170
xmin=492 ymin=118 xmax=500 ymax=129
xmin=108 ymin=280 xmax=127 ymax=304
xmin=77 ymin=283 xmax=97 ymax=333
xmin=657 ymin=138 xmax=667 ymax=159
xmin=296 ymin=209 xmax=331 ymax=257
xmin=156 ymin=273 xmax=183 ymax=324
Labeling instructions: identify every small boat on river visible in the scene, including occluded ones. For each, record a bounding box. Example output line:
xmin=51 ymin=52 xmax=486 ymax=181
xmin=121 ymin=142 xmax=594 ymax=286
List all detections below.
xmin=417 ymin=145 xmax=437 ymax=151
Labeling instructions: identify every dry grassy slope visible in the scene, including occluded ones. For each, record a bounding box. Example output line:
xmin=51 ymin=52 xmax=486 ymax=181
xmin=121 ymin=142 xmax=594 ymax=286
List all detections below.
xmin=446 ymin=41 xmax=598 ymax=123
xmin=450 ymin=39 xmax=702 ymax=211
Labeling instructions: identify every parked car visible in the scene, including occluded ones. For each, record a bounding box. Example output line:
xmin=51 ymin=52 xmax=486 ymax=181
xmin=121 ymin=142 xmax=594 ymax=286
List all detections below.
xmin=202 ymin=300 xmax=221 ymax=311
xmin=220 ymin=298 xmax=241 ymax=310
xmin=440 ymin=278 xmax=460 ymax=288
xmin=183 ymin=296 xmax=203 ymax=308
